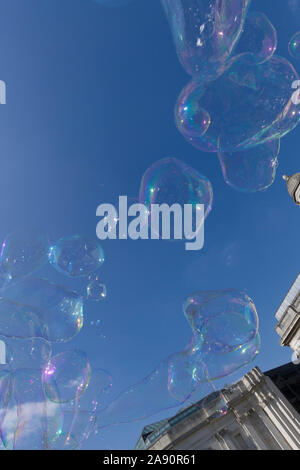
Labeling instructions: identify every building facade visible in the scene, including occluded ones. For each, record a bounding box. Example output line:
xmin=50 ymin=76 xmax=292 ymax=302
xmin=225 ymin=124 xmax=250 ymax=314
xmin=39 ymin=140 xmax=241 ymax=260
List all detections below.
xmin=135 ymin=364 xmax=300 ymax=450
xmin=275 ymin=273 xmax=300 ymax=359
xmin=135 ymin=275 xmax=300 ymax=450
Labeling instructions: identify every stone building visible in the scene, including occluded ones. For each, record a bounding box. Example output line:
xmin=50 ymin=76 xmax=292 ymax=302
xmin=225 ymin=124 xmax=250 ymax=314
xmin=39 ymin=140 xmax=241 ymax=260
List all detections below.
xmin=135 ymin=363 xmax=300 ymax=450
xmin=135 ymin=275 xmax=300 ymax=450
xmin=275 ymin=273 xmax=300 ymax=360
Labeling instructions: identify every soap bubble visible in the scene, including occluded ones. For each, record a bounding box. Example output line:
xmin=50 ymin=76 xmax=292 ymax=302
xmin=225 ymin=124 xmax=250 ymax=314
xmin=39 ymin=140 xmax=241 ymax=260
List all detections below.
xmin=97 ymin=353 xmax=229 ymax=428
xmin=233 ymin=11 xmax=277 ymax=65
xmin=0 ymin=336 xmax=51 ymax=371
xmin=199 ymin=333 xmax=261 ymax=380
xmin=0 ymin=271 xmax=12 ymax=293
xmin=0 ymin=358 xmax=107 ymax=449
xmin=10 ymin=369 xmax=61 ymax=450
xmin=0 ymin=369 xmax=63 ymax=450
xmin=0 ymin=298 xmax=45 ymax=340
xmin=161 ymin=0 xmax=250 ymax=80
xmin=65 ymin=367 xmax=112 ymax=414
xmin=97 ymin=357 xmax=195 ymax=427
xmin=0 ymin=231 xmax=49 ymax=280
xmin=175 ymin=56 xmax=300 ymax=153
xmin=0 ymin=370 xmax=12 ymax=432
xmin=96 ymin=287 xmax=260 ymax=428
xmin=199 ymin=390 xmax=228 ymax=417
xmin=52 ymin=367 xmax=112 ymax=449
xmin=289 ymin=32 xmax=300 ymax=60
xmin=48 ymin=235 xmax=105 ymax=278
xmin=87 ymin=276 xmax=107 ymax=301
xmin=139 ymin=158 xmax=213 ymax=239
xmin=218 ymin=139 xmax=280 ymax=193
xmin=49 ymin=433 xmax=78 ymax=450
xmin=167 ymin=351 xmax=203 ymax=403
xmin=2 ymin=278 xmax=84 ymax=343
xmin=184 ymin=289 xmax=259 ymax=349
xmin=42 ymin=350 xmax=91 ymax=404
xmin=175 ymin=95 xmax=211 ymax=141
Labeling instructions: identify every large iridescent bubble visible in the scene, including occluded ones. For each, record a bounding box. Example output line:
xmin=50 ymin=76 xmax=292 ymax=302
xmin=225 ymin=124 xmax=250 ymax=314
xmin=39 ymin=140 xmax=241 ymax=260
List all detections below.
xmin=48 ymin=235 xmax=105 ymax=278
xmin=0 ymin=336 xmax=51 ymax=371
xmin=289 ymin=32 xmax=300 ymax=60
xmin=0 ymin=231 xmax=49 ymax=280
xmin=0 ymin=369 xmax=63 ymax=450
xmin=199 ymin=333 xmax=260 ymax=381
xmin=183 ymin=289 xmax=259 ymax=352
xmin=175 ymin=55 xmax=300 ymax=153
xmin=42 ymin=350 xmax=91 ymax=404
xmin=161 ymin=0 xmax=250 ymax=80
xmin=233 ymin=11 xmax=277 ymax=65
xmin=2 ymin=278 xmax=84 ymax=343
xmin=139 ymin=157 xmax=213 ymax=224
xmin=96 ymin=289 xmax=260 ymax=427
xmin=175 ymin=93 xmax=211 ymax=141
xmin=0 ymin=299 xmax=45 ymax=340
xmin=96 ymin=356 xmax=204 ymax=427
xmin=0 ymin=360 xmax=110 ymax=449
xmin=218 ymin=139 xmax=280 ymax=193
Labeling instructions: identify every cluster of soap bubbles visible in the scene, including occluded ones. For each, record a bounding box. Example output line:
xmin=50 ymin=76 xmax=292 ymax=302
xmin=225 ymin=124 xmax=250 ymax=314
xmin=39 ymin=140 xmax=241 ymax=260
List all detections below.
xmin=0 ymin=0 xmax=272 ymax=449
xmin=0 ymin=230 xmax=110 ymax=449
xmin=162 ymin=0 xmax=300 ymax=193
xmin=95 ymin=289 xmax=260 ymax=427
xmin=0 ymin=231 xmax=260 ymax=440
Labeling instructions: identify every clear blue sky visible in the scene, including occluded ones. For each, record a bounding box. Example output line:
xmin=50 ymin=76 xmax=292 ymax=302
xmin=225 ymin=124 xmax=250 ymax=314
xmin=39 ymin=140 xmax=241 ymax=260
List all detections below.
xmin=0 ymin=0 xmax=299 ymax=449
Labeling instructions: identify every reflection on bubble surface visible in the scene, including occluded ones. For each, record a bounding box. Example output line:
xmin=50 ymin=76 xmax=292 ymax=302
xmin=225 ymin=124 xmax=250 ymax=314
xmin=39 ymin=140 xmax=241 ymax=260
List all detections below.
xmin=42 ymin=350 xmax=91 ymax=404
xmin=0 ymin=232 xmax=49 ymax=280
xmin=289 ymin=32 xmax=300 ymax=60
xmin=48 ymin=235 xmax=105 ymax=278
xmin=87 ymin=276 xmax=107 ymax=301
xmin=139 ymin=157 xmax=213 ymax=223
xmin=218 ymin=139 xmax=280 ymax=193
xmin=175 ymin=56 xmax=300 ymax=153
xmin=161 ymin=0 xmax=250 ymax=79
xmin=2 ymin=278 xmax=84 ymax=343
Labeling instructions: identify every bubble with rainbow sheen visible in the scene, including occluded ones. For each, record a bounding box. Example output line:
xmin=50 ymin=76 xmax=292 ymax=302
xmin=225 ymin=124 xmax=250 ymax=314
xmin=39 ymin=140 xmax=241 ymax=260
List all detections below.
xmin=218 ymin=139 xmax=280 ymax=193
xmin=183 ymin=289 xmax=259 ymax=353
xmin=199 ymin=333 xmax=261 ymax=381
xmin=0 ymin=231 xmax=49 ymax=280
xmin=175 ymin=89 xmax=211 ymax=142
xmin=48 ymin=235 xmax=105 ymax=278
xmin=2 ymin=278 xmax=84 ymax=344
xmin=233 ymin=11 xmax=277 ymax=65
xmin=0 ymin=336 xmax=51 ymax=371
xmin=289 ymin=32 xmax=300 ymax=60
xmin=139 ymin=157 xmax=213 ymax=220
xmin=175 ymin=56 xmax=300 ymax=153
xmin=0 ymin=369 xmax=63 ymax=450
xmin=161 ymin=0 xmax=250 ymax=80
xmin=87 ymin=275 xmax=107 ymax=301
xmin=42 ymin=350 xmax=91 ymax=404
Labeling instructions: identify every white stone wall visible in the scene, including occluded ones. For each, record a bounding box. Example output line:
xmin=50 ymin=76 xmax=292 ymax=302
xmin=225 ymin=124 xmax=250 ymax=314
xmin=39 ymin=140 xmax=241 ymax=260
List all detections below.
xmin=149 ymin=368 xmax=300 ymax=450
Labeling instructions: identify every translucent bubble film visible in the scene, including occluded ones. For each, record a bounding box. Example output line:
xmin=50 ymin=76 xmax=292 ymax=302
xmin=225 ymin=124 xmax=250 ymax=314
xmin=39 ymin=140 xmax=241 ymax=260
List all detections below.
xmin=0 ymin=0 xmax=298 ymax=452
